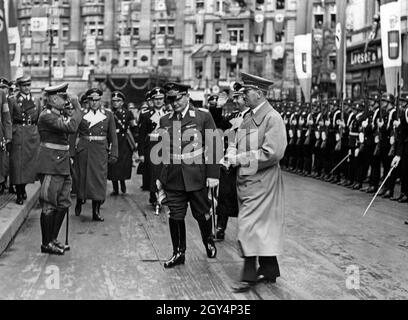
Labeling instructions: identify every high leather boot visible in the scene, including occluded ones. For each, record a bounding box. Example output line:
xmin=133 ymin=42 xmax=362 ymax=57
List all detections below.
xmin=52 ymin=208 xmax=69 ymax=251
xmin=75 ymin=199 xmax=82 ymax=216
xmin=198 ymin=218 xmax=217 ymax=258
xmin=40 ymin=210 xmax=64 ymax=255
xmin=120 ymin=181 xmax=126 ymax=194
xmin=15 ymin=185 xmax=24 ymax=205
xmin=111 ymin=181 xmax=119 ymax=196
xmin=92 ymin=201 xmax=104 ymax=222
xmin=22 ymin=184 xmax=27 ymax=200
xmin=164 ymin=219 xmax=186 ymax=268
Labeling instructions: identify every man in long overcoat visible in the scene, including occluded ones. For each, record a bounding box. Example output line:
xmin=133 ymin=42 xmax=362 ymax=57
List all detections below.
xmin=227 ymin=72 xmax=287 ymax=293
xmin=74 ymin=88 xmax=118 ymax=221
xmin=8 ymin=76 xmax=41 ymax=204
xmin=0 ymin=78 xmax=12 ymax=193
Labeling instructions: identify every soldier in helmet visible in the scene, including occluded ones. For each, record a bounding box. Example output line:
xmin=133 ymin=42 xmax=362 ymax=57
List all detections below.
xmin=0 ymin=78 xmax=12 ymax=194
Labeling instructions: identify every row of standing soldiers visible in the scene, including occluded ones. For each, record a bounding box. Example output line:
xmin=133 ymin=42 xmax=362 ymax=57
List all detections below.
xmin=277 ymin=94 xmax=408 ymax=204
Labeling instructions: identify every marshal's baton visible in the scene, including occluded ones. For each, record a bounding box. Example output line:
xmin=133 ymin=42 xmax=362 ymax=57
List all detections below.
xmin=363 ymin=165 xmax=396 ymax=217
xmin=330 ymin=154 xmax=351 ymax=175
xmin=210 ymin=187 xmax=217 ymax=240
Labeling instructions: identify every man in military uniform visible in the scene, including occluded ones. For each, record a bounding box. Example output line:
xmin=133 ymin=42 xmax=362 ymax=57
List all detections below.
xmin=0 ymin=78 xmax=12 ymax=194
xmin=155 ymin=82 xmax=221 ymax=268
xmin=138 ymin=87 xmax=168 ymax=207
xmin=8 ymin=76 xmax=42 ymax=205
xmin=108 ymin=91 xmax=138 ymax=195
xmin=391 ymin=95 xmax=408 ymax=205
xmin=74 ymin=88 xmax=118 ymax=222
xmin=36 ymin=83 xmax=83 ymax=255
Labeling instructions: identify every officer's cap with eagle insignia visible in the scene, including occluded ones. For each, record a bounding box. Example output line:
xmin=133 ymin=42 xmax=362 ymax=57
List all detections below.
xmin=44 ymin=82 xmax=69 ymax=97
xmin=112 ymin=91 xmax=125 ymax=101
xmin=381 ymin=93 xmax=395 ymax=104
xmin=86 ymin=88 xmax=103 ymax=101
xmin=150 ymin=87 xmax=166 ymax=99
xmin=0 ymin=78 xmax=10 ymax=88
xmin=16 ymin=76 xmax=31 ymax=86
xmin=145 ymin=90 xmax=152 ymax=101
xmin=164 ymin=82 xmax=190 ymax=101
xmin=208 ymin=95 xmax=218 ymax=103
xmin=231 ymin=82 xmax=245 ymax=97
xmin=240 ymin=72 xmax=274 ymax=94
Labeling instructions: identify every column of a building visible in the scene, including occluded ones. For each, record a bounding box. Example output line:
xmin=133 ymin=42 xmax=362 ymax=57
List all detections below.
xmin=65 ymin=0 xmax=83 ymax=76
xmin=220 ymin=54 xmax=227 ymax=80
xmin=137 ymin=0 xmax=152 ymax=69
xmin=99 ymin=0 xmax=117 ymax=65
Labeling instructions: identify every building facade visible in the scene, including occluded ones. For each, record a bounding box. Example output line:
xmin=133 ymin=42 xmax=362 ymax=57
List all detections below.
xmin=15 ymin=0 xmax=299 ymax=103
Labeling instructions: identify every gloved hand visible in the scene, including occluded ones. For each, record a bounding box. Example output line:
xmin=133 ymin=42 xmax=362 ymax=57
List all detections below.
xmin=139 ymin=155 xmax=145 ymax=163
xmin=391 ymin=156 xmax=401 ymax=168
xmin=206 ymin=178 xmax=219 ymax=189
xmin=6 ymin=142 xmax=11 ymax=153
xmin=108 ymin=155 xmax=118 ymax=164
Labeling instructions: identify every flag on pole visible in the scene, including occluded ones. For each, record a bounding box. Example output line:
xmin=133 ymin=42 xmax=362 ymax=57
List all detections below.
xmin=31 ymin=6 xmax=48 ymax=42
xmin=335 ymin=0 xmax=347 ymax=100
xmin=294 ymin=0 xmax=313 ymax=102
xmin=380 ymin=0 xmax=402 ymax=94
xmin=0 ymin=0 xmax=11 ymax=79
xmin=6 ymin=0 xmax=21 ymax=79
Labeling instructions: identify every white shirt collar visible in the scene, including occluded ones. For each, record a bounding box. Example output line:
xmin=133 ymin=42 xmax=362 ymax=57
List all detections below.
xmin=251 ymin=101 xmax=266 ymax=115
xmin=180 ymin=105 xmax=190 ymax=119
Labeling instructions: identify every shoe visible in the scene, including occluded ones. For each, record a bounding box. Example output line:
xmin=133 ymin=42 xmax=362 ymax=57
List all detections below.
xmin=352 ymin=183 xmax=362 ymax=190
xmin=366 ymin=186 xmax=377 ymax=194
xmin=205 ymin=242 xmax=217 ymax=258
xmin=398 ymin=195 xmax=408 ymax=203
xmin=16 ymin=195 xmax=24 ymax=205
xmin=405 ymin=221 xmax=408 ymax=225
xmin=53 ymin=240 xmax=70 ymax=251
xmin=360 ymin=186 xmax=369 ymax=192
xmin=382 ymin=190 xmax=393 ymax=199
xmin=120 ymin=181 xmax=126 ymax=194
xmin=391 ymin=194 xmax=403 ymax=202
xmin=92 ymin=201 xmax=104 ymax=222
xmin=0 ymin=184 xmax=5 ymax=195
xmin=9 ymin=185 xmax=16 ymax=194
xmin=378 ymin=188 xmax=387 ymax=197
xmin=256 ymin=274 xmax=277 ymax=284
xmin=41 ymin=243 xmax=64 ymax=255
xmin=110 ymin=191 xmax=119 ymax=196
xmin=23 ymin=191 xmax=27 ymax=200
xmin=215 ymin=228 xmax=225 ymax=241
xmin=231 ymin=281 xmax=255 ymax=293
xmin=164 ymin=251 xmax=185 ymax=269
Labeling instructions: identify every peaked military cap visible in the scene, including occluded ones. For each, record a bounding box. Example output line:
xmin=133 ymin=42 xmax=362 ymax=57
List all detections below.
xmin=240 ymin=72 xmax=274 ymax=93
xmin=0 ymin=77 xmax=10 ymax=88
xmin=231 ymin=82 xmax=245 ymax=97
xmin=145 ymin=90 xmax=152 ymax=100
xmin=164 ymin=82 xmax=190 ymax=99
xmin=381 ymin=93 xmax=395 ymax=104
xmin=80 ymin=94 xmax=89 ymax=103
xmin=16 ymin=76 xmax=31 ymax=86
xmin=86 ymin=88 xmax=103 ymax=101
xmin=112 ymin=91 xmax=125 ymax=101
xmin=150 ymin=87 xmax=166 ymax=99
xmin=44 ymin=83 xmax=69 ymax=96
xmin=208 ymin=94 xmax=219 ymax=103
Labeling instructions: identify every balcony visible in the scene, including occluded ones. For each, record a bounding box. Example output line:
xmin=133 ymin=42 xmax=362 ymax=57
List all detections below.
xmin=81 ymin=4 xmax=104 ymax=17
xmin=18 ymin=7 xmax=32 ymax=19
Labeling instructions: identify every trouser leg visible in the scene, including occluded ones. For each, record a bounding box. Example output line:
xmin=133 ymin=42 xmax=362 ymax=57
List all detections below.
xmin=241 ymin=257 xmax=257 ymax=283
xmin=258 ymin=256 xmax=281 ymax=279
xmin=112 ymin=181 xmax=119 ymax=194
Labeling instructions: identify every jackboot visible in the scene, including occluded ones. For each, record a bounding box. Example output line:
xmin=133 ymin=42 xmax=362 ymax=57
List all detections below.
xmin=75 ymin=199 xmax=82 ymax=216
xmin=164 ymin=219 xmax=186 ymax=269
xmin=120 ymin=181 xmax=126 ymax=194
xmin=198 ymin=218 xmax=217 ymax=258
xmin=92 ymin=201 xmax=104 ymax=222
xmin=52 ymin=208 xmax=70 ymax=251
xmin=111 ymin=181 xmax=119 ymax=196
xmin=40 ymin=210 xmax=64 ymax=255
xmin=15 ymin=185 xmax=24 ymax=205
xmin=22 ymin=184 xmax=27 ymax=200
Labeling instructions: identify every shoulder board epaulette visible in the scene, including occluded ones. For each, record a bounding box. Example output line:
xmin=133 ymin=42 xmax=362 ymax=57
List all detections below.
xmin=198 ymin=107 xmax=209 ymax=113
xmin=141 ymin=109 xmax=150 ymax=114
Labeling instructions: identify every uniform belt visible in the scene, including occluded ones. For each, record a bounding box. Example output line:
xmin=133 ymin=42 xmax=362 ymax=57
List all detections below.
xmin=13 ymin=120 xmax=37 ymax=126
xmin=40 ymin=142 xmax=70 ymax=151
xmin=82 ymin=136 xmax=107 ymax=141
xmin=171 ymin=148 xmax=204 ymax=160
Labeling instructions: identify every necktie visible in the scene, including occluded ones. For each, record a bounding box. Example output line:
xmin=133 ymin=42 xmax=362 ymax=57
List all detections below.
xmin=177 ymin=112 xmax=182 ymax=121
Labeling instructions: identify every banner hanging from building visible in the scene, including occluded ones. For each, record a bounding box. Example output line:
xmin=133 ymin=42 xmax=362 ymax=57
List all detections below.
xmin=4 ymin=0 xmax=21 ymax=79
xmin=0 ymin=0 xmax=11 ymax=79
xmin=254 ymin=10 xmax=265 ymax=36
xmin=294 ymin=0 xmax=313 ymax=102
xmin=196 ymin=11 xmax=205 ymax=35
xmin=274 ymin=13 xmax=285 ymax=34
xmin=31 ymin=7 xmax=48 ymax=42
xmin=335 ymin=0 xmax=347 ymax=100
xmin=380 ymin=0 xmax=402 ymax=94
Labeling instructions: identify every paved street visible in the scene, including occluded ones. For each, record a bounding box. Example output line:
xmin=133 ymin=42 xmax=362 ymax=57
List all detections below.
xmin=0 ymin=172 xmax=407 ymax=300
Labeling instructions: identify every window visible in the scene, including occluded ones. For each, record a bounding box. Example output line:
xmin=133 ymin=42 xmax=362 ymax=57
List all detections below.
xmin=275 ymin=30 xmax=285 ymax=42
xmin=330 ymin=14 xmax=336 ymax=29
xmin=195 ymin=34 xmax=204 ymax=44
xmin=214 ymin=60 xmax=220 ymax=79
xmin=314 ymin=14 xmax=324 ymax=29
xmin=276 ymin=0 xmax=285 ymax=10
xmin=227 ymin=58 xmax=243 ymax=78
xmin=255 ymin=34 xmax=264 ymax=43
xmin=196 ymin=0 xmax=205 ymax=10
xmin=167 ymin=26 xmax=174 ymax=35
xmin=159 ymin=26 xmax=166 ymax=34
xmin=228 ymin=25 xmax=244 ymax=43
xmin=133 ymin=27 xmax=139 ymax=36
xmin=215 ymin=28 xmax=222 ymax=43
xmin=195 ymin=61 xmax=203 ymax=79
